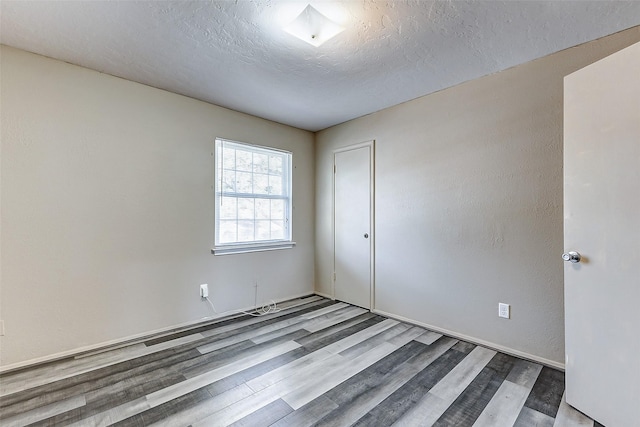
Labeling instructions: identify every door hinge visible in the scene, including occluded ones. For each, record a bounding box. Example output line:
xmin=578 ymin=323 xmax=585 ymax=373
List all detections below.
xmin=333 ymin=272 xmax=336 ymax=281
xmin=334 ymin=164 xmax=336 ymax=173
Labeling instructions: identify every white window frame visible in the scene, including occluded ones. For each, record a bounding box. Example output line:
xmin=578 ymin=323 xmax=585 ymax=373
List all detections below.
xmin=212 ymin=138 xmax=295 ymax=255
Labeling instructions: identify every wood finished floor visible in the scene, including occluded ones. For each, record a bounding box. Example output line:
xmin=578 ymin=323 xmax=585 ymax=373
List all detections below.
xmin=0 ymin=296 xmax=601 ymax=427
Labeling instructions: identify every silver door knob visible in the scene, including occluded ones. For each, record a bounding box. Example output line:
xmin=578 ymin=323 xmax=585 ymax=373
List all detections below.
xmin=562 ymin=251 xmax=581 ymax=263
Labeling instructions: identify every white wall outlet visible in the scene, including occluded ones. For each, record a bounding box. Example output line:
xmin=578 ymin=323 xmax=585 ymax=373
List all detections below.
xmin=200 ymin=284 xmax=209 ymax=298
xmin=498 ymin=303 xmax=510 ymax=319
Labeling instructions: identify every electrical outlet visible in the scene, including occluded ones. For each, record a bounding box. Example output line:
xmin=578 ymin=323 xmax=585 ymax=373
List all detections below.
xmin=200 ymin=284 xmax=209 ymax=298
xmin=498 ymin=303 xmax=510 ymax=319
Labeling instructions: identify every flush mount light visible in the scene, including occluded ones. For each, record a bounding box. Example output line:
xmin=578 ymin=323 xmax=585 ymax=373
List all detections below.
xmin=283 ymin=4 xmax=344 ymax=47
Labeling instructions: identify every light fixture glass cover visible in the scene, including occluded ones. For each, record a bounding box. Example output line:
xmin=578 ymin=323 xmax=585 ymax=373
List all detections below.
xmin=283 ymin=4 xmax=344 ymax=47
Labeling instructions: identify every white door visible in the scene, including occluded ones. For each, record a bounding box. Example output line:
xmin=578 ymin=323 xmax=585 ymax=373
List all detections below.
xmin=564 ymin=42 xmax=640 ymax=426
xmin=334 ymin=142 xmax=374 ymax=309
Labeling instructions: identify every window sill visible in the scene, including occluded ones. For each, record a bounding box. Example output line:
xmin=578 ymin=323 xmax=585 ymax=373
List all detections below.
xmin=212 ymin=241 xmax=296 ymax=256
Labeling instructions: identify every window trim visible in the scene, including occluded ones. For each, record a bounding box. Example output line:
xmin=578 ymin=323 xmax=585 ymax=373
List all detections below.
xmin=212 ymin=138 xmax=295 ymax=255
xmin=212 ymin=240 xmax=296 ymax=256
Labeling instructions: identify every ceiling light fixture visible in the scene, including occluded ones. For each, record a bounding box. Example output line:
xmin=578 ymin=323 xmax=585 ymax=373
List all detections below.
xmin=283 ymin=4 xmax=344 ymax=47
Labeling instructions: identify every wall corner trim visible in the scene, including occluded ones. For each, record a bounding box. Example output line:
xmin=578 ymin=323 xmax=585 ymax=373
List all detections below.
xmin=313 ymin=291 xmax=334 ymax=300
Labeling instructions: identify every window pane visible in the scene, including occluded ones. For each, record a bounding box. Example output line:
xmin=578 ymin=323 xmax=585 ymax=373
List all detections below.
xmin=236 ymin=171 xmax=252 ymax=193
xmin=236 ymin=150 xmax=252 ymax=171
xmin=271 ymin=199 xmax=284 ymax=219
xmin=253 ymin=153 xmax=268 ymax=173
xmin=256 ymin=220 xmax=271 ymax=240
xmin=269 ymin=174 xmax=283 ymax=195
xmin=221 ymin=170 xmax=236 ymax=192
xmin=255 ymin=199 xmax=270 ymax=219
xmin=254 ymin=173 xmax=269 ymax=194
xmin=222 ymin=147 xmax=236 ymax=169
xmin=269 ymin=155 xmax=283 ymax=174
xmin=219 ymin=220 xmax=237 ymax=244
xmin=238 ymin=220 xmax=254 ymax=242
xmin=219 ymin=197 xmax=237 ymax=220
xmin=270 ymin=220 xmax=285 ymax=240
xmin=237 ymin=198 xmax=254 ymax=220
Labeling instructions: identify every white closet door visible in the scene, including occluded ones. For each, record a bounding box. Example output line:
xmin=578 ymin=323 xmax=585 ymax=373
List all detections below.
xmin=334 ymin=142 xmax=374 ymax=309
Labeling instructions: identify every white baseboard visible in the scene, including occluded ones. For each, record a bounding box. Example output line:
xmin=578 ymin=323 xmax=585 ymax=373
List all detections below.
xmin=371 ymin=308 xmax=565 ymax=371
xmin=0 ymin=291 xmax=316 ymax=374
xmin=11 ymin=291 xmax=562 ymax=375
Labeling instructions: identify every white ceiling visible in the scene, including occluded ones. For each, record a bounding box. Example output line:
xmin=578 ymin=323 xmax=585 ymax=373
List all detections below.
xmin=1 ymin=1 xmax=639 ymax=131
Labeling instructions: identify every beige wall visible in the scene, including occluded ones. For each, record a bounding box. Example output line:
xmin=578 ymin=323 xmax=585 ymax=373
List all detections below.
xmin=2 ymin=27 xmax=639 ymax=369
xmin=0 ymin=46 xmax=315 ymax=367
xmin=315 ymin=27 xmax=640 ymax=365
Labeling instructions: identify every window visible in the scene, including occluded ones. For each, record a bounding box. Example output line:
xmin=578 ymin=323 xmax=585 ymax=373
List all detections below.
xmin=213 ymin=138 xmax=294 ymax=255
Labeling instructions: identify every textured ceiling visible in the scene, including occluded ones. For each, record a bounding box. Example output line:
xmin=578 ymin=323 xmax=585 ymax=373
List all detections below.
xmin=1 ymin=1 xmax=639 ymax=131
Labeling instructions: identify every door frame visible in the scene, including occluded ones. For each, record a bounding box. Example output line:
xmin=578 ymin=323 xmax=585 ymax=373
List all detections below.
xmin=332 ymin=140 xmax=375 ymax=310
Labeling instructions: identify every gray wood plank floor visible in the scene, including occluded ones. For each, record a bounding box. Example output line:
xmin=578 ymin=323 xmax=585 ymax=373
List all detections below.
xmin=0 ymin=296 xmax=601 ymax=427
